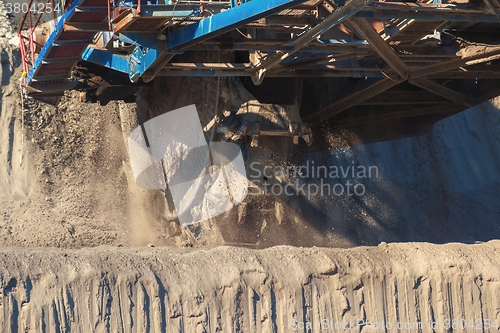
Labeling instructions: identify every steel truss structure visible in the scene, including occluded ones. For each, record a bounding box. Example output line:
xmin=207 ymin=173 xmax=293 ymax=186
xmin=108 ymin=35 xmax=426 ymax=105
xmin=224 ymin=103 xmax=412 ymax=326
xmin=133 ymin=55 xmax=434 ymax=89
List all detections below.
xmin=18 ymin=0 xmax=500 ymax=124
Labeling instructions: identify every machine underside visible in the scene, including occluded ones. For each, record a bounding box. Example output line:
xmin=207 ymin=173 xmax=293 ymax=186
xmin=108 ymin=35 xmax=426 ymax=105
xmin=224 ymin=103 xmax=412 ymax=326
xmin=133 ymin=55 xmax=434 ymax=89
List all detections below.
xmin=18 ymin=0 xmax=500 ymax=129
xmin=15 ymin=0 xmax=500 ymax=246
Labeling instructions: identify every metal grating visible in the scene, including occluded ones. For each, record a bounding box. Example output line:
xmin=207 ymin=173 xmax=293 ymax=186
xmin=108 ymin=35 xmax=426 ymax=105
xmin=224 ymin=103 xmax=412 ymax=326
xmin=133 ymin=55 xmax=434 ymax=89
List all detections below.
xmin=47 ymin=45 xmax=87 ymax=58
xmin=31 ymin=79 xmax=66 ymax=86
xmin=57 ymin=31 xmax=96 ymax=41
xmin=37 ymin=63 xmax=75 ymax=76
xmin=71 ymin=12 xmax=108 ymax=22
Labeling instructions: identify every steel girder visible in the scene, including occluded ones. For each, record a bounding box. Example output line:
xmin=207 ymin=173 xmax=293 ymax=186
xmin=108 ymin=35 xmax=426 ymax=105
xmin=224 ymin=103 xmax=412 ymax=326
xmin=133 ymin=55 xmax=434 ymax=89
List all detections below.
xmin=80 ymin=0 xmax=500 ymax=87
xmin=23 ymin=0 xmax=500 ymax=121
xmin=83 ymin=0 xmax=310 ymax=82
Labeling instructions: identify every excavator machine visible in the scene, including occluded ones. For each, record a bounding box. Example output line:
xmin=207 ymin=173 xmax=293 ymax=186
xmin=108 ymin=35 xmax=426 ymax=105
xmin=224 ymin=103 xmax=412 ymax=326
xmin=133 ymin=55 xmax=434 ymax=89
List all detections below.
xmin=18 ymin=0 xmax=500 ymax=246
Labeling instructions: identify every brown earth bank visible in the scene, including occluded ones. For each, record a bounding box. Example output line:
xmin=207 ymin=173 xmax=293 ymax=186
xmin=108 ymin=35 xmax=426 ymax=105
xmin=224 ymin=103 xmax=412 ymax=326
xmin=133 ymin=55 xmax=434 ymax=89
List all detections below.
xmin=0 ymin=241 xmax=499 ymax=332
xmin=1 ymin=42 xmax=500 ymax=248
xmin=1 ymin=1 xmax=500 ymax=247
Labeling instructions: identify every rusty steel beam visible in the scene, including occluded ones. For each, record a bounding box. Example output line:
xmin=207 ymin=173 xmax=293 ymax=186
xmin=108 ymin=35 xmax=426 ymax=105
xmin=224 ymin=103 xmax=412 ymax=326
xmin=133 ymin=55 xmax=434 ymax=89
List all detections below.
xmin=251 ymin=0 xmax=373 ymax=85
xmin=63 ymin=22 xmax=110 ymax=31
xmin=142 ymin=54 xmax=176 ymax=83
xmin=348 ymin=17 xmax=409 ymax=80
xmin=305 ymin=78 xmax=402 ymax=123
xmin=23 ymin=80 xmax=81 ymax=94
xmin=308 ymin=45 xmax=500 ymax=122
xmin=408 ymin=78 xmax=474 ymax=107
xmin=428 ymin=71 xmax=500 ymax=79
xmin=188 ymin=39 xmax=371 ymax=53
xmin=272 ymin=53 xmax=366 ymax=71
xmin=483 ymin=0 xmax=500 ymax=16
xmin=410 ymin=46 xmax=500 ymax=79
xmin=359 ymin=91 xmax=451 ymax=105
xmin=355 ymin=4 xmax=500 ymax=22
xmin=157 ymin=62 xmax=389 ymax=78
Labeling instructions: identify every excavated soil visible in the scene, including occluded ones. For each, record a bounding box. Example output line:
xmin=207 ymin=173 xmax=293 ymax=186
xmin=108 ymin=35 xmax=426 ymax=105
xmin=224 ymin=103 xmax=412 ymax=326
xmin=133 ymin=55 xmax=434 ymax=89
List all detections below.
xmin=0 ymin=241 xmax=499 ymax=332
xmin=1 ymin=2 xmax=499 ymax=248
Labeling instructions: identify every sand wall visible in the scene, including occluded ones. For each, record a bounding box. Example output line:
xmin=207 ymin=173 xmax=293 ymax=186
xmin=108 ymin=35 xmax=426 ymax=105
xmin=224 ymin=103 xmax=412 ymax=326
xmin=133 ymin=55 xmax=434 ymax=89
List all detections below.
xmin=0 ymin=241 xmax=499 ymax=332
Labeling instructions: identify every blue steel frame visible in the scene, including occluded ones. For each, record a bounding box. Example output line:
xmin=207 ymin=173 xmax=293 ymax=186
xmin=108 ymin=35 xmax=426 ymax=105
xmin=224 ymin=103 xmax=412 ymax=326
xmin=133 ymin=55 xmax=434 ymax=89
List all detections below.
xmin=82 ymin=0 xmax=310 ymax=82
xmin=25 ymin=0 xmax=500 ymax=86
xmin=166 ymin=0 xmax=309 ymax=50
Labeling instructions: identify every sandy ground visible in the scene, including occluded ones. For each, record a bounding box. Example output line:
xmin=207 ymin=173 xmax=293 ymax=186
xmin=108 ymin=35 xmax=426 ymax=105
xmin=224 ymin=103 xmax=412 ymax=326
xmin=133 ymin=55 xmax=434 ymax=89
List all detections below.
xmin=0 ymin=241 xmax=499 ymax=332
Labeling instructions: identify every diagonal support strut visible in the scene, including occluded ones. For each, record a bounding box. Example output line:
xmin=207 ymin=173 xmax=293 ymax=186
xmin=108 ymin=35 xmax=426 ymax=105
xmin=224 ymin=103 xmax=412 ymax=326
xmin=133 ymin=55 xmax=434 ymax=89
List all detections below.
xmin=84 ymin=0 xmax=310 ymax=82
xmin=408 ymin=78 xmax=474 ymax=107
xmin=251 ymin=0 xmax=373 ymax=85
xmin=305 ymin=78 xmax=402 ymax=123
xmin=348 ymin=17 xmax=409 ymax=80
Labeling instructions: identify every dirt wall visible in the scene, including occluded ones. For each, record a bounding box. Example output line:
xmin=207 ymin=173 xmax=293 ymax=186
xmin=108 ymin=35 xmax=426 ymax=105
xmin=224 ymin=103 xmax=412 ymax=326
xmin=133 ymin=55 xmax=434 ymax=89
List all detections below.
xmin=0 ymin=241 xmax=499 ymax=332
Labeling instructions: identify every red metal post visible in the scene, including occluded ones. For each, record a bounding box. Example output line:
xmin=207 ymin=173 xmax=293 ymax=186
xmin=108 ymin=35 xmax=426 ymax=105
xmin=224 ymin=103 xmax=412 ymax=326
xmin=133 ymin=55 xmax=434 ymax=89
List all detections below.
xmin=18 ymin=0 xmax=35 ymax=32
xmin=18 ymin=0 xmax=36 ymax=82
xmin=28 ymin=7 xmax=35 ymax=68
xmin=20 ymin=36 xmax=28 ymax=83
xmin=108 ymin=0 xmax=112 ymax=30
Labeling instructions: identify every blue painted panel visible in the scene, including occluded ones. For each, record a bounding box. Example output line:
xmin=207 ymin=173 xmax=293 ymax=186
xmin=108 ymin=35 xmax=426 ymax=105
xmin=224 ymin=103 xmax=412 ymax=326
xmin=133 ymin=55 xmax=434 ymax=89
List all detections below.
xmin=84 ymin=0 xmax=307 ymax=81
xmin=81 ymin=48 xmax=130 ymax=73
xmin=166 ymin=0 xmax=309 ymax=50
